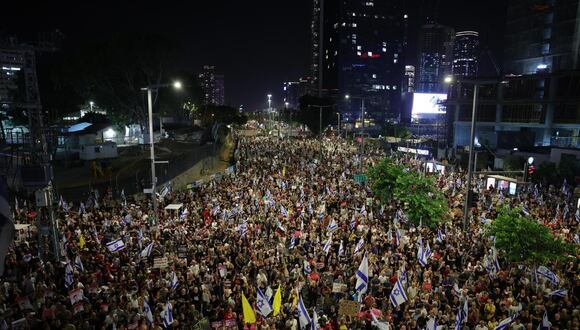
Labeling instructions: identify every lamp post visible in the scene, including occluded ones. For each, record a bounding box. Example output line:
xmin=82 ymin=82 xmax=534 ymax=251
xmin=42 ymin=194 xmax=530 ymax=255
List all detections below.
xmin=336 ymin=112 xmax=341 ymax=137
xmin=267 ymin=94 xmax=272 ymax=133
xmin=444 ymin=76 xmax=501 ymax=231
xmin=89 ymin=101 xmax=94 ymax=112
xmin=345 ymin=94 xmax=365 ymax=170
xmin=141 ymin=81 xmax=182 ymax=213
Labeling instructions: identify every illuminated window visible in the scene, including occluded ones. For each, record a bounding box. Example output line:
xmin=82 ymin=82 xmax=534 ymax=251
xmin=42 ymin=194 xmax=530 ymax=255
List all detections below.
xmin=357 ymin=51 xmax=362 ymax=56
xmin=394 ymin=53 xmax=398 ymax=58
xmin=382 ymin=47 xmax=387 ymax=52
xmin=372 ymin=74 xmax=377 ymax=78
xmin=393 ymin=85 xmax=397 ymax=90
xmin=357 ymin=45 xmax=362 ymax=50
xmin=367 ymin=52 xmax=372 ymax=56
xmin=393 ymin=59 xmax=398 ymax=63
xmin=382 ymin=42 xmax=387 ymax=46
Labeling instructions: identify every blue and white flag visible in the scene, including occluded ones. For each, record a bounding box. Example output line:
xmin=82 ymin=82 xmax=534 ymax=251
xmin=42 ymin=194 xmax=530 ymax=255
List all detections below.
xmin=522 ymin=205 xmax=530 ymax=217
xmin=387 ymin=228 xmax=393 ymax=242
xmin=143 ymin=298 xmax=154 ymax=324
xmin=163 ymin=302 xmax=174 ymax=328
xmin=297 ymin=295 xmax=312 ymax=329
xmin=349 ymin=215 xmax=356 ymax=230
xmin=354 ymin=237 xmax=364 ymax=254
xmin=256 ymin=288 xmax=273 ymax=317
xmin=574 ymin=233 xmax=580 ymax=245
xmin=311 ymin=310 xmax=320 ymax=330
xmin=360 ymin=205 xmax=367 ymax=216
xmin=417 ymin=239 xmax=430 ymax=267
xmin=545 ymin=289 xmax=568 ymax=298
xmin=338 ymin=240 xmax=344 ymax=256
xmin=140 ymin=242 xmax=154 ymax=258
xmin=159 ymin=182 xmax=172 ymax=199
xmin=289 ymin=236 xmax=297 ymax=250
xmin=277 ymin=220 xmax=287 ymax=232
xmin=355 ymin=252 xmax=369 ymax=298
xmin=494 ymin=313 xmax=519 ymax=330
xmin=0 ymin=179 xmax=15 ymax=276
xmin=74 ymin=255 xmax=85 ymax=272
xmin=536 ymin=266 xmax=559 ymax=285
xmin=170 ymin=272 xmax=178 ymax=290
xmin=237 ymin=220 xmax=249 ymax=237
xmin=106 ymin=239 xmax=125 ymax=252
xmin=281 ymin=205 xmax=289 ymax=218
xmin=371 ymin=313 xmax=390 ymax=330
xmin=303 ymin=260 xmax=312 ymax=275
xmin=436 ymin=228 xmax=445 ymax=243
xmin=327 ymin=219 xmax=338 ymax=234
xmin=64 ymin=262 xmax=74 ymax=288
xmin=575 ymin=209 xmax=579 ymax=222
xmin=538 ymin=311 xmax=551 ymax=330
xmin=399 ymin=265 xmax=408 ymax=287
xmin=323 ymin=235 xmax=333 ymax=256
xmin=93 ymin=228 xmax=100 ymax=245
xmin=426 ymin=317 xmax=438 ymax=330
xmin=390 ymin=278 xmax=408 ymax=308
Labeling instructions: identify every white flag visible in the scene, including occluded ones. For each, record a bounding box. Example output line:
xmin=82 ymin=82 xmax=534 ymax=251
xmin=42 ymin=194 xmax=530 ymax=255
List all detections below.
xmin=140 ymin=242 xmax=154 ymax=258
xmin=389 ymin=278 xmax=408 ymax=308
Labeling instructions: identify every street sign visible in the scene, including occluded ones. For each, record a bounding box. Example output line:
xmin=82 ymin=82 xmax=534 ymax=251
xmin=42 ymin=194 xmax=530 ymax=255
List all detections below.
xmin=354 ymin=174 xmax=367 ymax=184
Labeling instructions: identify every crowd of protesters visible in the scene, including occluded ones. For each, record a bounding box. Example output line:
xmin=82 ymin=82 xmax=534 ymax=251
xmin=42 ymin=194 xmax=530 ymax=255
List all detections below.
xmin=0 ymin=134 xmax=578 ymax=330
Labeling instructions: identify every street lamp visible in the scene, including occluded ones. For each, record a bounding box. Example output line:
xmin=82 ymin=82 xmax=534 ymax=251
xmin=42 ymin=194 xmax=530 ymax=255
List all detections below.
xmin=345 ymin=94 xmax=366 ymax=170
xmin=267 ymin=94 xmax=272 ymax=132
xmin=445 ymin=76 xmax=501 ymax=231
xmin=141 ymin=81 xmax=182 ymax=213
xmin=89 ymin=101 xmax=94 ymax=112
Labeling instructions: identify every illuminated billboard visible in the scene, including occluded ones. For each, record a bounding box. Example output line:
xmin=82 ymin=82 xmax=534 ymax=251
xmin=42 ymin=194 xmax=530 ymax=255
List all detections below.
xmin=412 ymin=93 xmax=447 ymax=116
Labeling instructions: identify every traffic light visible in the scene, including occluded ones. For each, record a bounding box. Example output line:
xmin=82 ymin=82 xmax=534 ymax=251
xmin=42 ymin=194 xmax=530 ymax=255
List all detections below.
xmin=527 ymin=165 xmax=536 ymax=175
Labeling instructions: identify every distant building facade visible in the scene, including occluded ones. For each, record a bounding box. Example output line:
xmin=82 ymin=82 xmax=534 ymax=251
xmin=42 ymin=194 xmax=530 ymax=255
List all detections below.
xmin=198 ymin=65 xmax=225 ymax=105
xmin=452 ymin=31 xmax=479 ymax=78
xmin=417 ymin=22 xmax=455 ymax=93
xmin=504 ymin=0 xmax=580 ymax=74
xmin=311 ymin=0 xmax=406 ymax=120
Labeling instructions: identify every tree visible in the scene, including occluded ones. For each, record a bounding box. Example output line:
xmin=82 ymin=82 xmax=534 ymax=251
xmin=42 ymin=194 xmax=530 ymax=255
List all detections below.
xmin=486 ymin=206 xmax=575 ymax=264
xmin=382 ymin=122 xmax=411 ymax=139
xmin=368 ymin=157 xmax=448 ymax=227
xmin=503 ymin=155 xmax=525 ymax=171
xmin=296 ymin=95 xmax=336 ymax=135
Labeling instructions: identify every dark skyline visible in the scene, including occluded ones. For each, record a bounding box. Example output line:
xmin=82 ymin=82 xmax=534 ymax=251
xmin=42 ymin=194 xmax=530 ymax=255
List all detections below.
xmin=1 ymin=1 xmax=505 ymax=111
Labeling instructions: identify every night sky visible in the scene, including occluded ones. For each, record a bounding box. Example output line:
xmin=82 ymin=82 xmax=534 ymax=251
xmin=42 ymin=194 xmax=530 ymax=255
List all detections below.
xmin=1 ymin=0 xmax=505 ymax=111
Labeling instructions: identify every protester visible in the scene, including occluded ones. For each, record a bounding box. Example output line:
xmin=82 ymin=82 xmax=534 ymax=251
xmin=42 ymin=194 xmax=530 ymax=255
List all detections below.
xmin=0 ymin=134 xmax=578 ymax=330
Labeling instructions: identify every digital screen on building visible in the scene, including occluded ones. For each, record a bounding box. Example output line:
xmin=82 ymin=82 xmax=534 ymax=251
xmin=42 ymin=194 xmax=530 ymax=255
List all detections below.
xmin=412 ymin=93 xmax=447 ymax=115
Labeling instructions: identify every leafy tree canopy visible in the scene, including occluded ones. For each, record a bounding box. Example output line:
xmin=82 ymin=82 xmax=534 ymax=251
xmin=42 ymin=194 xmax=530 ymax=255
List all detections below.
xmin=486 ymin=206 xmax=575 ymax=264
xmin=368 ymin=157 xmax=448 ymax=227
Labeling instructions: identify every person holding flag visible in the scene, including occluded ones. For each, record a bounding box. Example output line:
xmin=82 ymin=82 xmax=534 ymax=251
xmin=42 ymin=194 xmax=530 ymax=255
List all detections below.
xmin=241 ymin=292 xmax=256 ymax=324
xmin=256 ymin=288 xmax=273 ymax=317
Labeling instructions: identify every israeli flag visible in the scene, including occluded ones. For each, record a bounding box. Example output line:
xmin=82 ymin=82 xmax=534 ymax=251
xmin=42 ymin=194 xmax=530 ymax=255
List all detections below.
xmin=303 ymin=260 xmax=312 ymax=275
xmin=289 ymin=236 xmax=296 ymax=250
xmin=143 ymin=298 xmax=154 ymax=324
xmin=436 ymin=229 xmax=444 ymax=243
xmin=494 ymin=313 xmax=519 ymax=330
xmin=277 ymin=220 xmax=286 ymax=232
xmin=140 ymin=242 xmax=154 ymax=258
xmin=360 ymin=205 xmax=367 ymax=216
xmin=74 ymin=255 xmax=85 ymax=272
xmin=538 ymin=311 xmax=551 ymax=330
xmin=426 ymin=317 xmax=437 ymax=330
xmin=354 ymin=237 xmax=364 ymax=254
xmin=162 ymin=302 xmax=174 ymax=328
xmin=137 ymin=228 xmax=144 ymax=248
xmin=387 ymin=228 xmax=393 ymax=242
xmin=371 ymin=313 xmax=390 ymax=330
xmin=80 ymin=202 xmax=86 ymax=215
xmin=389 ymin=278 xmax=407 ymax=308
xmin=93 ymin=228 xmax=100 ymax=245
xmin=417 ymin=240 xmax=429 ymax=267
xmin=545 ymin=289 xmax=568 ymax=298
xmin=323 ymin=235 xmax=332 ymax=256
xmin=574 ymin=233 xmax=580 ymax=244
xmin=338 ymin=240 xmax=344 ymax=256
xmin=395 ymin=229 xmax=402 ymax=247
xmin=355 ymin=252 xmax=369 ymax=297
xmin=521 ymin=205 xmax=530 ymax=216
xmin=327 ymin=219 xmax=338 ymax=234
xmin=297 ymin=295 xmax=312 ymax=329
xmin=399 ymin=266 xmax=408 ymax=287
xmin=311 ymin=310 xmax=320 ymax=330
xmin=237 ymin=220 xmax=249 ymax=237
xmin=281 ymin=205 xmax=289 ymax=218
xmin=256 ymin=288 xmax=273 ymax=317
xmin=349 ymin=215 xmax=356 ymax=230
xmin=536 ymin=266 xmax=559 ymax=285
xmin=575 ymin=209 xmax=579 ymax=222
xmin=170 ymin=272 xmax=178 ymax=290
xmin=65 ymin=262 xmax=74 ymax=288
xmin=106 ymin=239 xmax=125 ymax=252
xmin=453 ymin=283 xmax=461 ymax=297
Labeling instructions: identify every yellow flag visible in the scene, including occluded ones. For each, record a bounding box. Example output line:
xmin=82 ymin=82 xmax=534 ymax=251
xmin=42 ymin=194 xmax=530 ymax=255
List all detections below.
xmin=79 ymin=234 xmax=85 ymax=249
xmin=282 ymin=166 xmax=286 ymax=177
xmin=241 ymin=292 xmax=256 ymax=323
xmin=272 ymin=285 xmax=282 ymax=316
